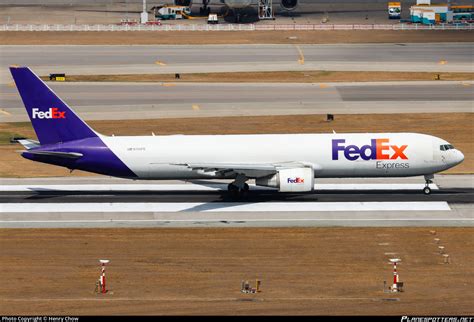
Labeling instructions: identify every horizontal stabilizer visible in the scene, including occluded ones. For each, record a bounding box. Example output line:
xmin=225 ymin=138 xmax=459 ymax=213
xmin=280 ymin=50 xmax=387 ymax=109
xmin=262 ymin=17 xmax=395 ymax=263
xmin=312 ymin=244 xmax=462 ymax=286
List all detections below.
xmin=24 ymin=150 xmax=83 ymax=159
xmin=17 ymin=139 xmax=40 ymax=150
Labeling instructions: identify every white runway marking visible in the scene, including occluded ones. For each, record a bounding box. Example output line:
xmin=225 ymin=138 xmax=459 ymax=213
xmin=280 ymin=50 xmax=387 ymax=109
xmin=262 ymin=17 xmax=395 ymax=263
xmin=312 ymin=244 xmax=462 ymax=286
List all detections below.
xmin=0 ymin=218 xmax=466 ymax=224
xmin=0 ymin=202 xmax=451 ymax=213
xmin=0 ymin=183 xmax=439 ymax=192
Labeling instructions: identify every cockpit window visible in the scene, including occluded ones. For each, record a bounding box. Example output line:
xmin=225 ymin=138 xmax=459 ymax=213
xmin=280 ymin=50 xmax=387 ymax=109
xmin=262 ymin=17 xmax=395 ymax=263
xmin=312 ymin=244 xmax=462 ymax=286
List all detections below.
xmin=440 ymin=144 xmax=455 ymax=151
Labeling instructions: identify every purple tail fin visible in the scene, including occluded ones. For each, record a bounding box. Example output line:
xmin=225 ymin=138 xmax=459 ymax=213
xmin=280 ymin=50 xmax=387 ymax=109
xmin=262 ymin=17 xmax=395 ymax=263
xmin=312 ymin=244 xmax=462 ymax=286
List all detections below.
xmin=10 ymin=66 xmax=98 ymax=145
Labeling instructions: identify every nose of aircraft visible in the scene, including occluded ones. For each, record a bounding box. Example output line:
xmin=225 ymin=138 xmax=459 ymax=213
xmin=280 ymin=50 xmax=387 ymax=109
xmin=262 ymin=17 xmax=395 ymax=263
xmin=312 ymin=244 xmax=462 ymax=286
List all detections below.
xmin=456 ymin=150 xmax=465 ymax=164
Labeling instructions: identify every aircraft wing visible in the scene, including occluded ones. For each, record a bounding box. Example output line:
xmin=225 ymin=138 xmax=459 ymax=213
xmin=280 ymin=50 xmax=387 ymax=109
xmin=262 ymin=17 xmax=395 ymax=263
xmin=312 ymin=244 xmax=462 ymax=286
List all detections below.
xmin=175 ymin=161 xmax=319 ymax=178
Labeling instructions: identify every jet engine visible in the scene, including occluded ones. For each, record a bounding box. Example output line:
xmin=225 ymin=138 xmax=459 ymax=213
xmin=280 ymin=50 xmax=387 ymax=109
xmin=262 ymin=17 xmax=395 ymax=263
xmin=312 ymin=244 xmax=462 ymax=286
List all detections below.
xmin=280 ymin=0 xmax=298 ymax=11
xmin=256 ymin=167 xmax=314 ymax=192
xmin=174 ymin=0 xmax=192 ymax=6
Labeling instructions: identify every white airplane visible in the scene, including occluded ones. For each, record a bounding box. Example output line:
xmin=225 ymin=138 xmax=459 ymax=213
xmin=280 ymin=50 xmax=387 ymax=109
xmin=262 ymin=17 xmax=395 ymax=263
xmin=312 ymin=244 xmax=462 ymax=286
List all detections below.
xmin=175 ymin=0 xmax=298 ymax=20
xmin=175 ymin=0 xmax=297 ymax=10
xmin=219 ymin=0 xmax=297 ymax=11
xmin=11 ymin=66 xmax=464 ymax=197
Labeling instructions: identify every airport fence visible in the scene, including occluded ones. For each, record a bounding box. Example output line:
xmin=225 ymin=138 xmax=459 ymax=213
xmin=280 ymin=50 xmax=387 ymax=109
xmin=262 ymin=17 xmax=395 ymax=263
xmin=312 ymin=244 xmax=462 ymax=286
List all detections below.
xmin=0 ymin=23 xmax=472 ymax=32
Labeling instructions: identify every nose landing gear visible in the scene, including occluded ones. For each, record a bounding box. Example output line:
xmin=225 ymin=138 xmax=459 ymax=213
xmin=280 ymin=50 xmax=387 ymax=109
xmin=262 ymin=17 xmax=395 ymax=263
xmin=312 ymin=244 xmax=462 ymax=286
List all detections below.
xmin=423 ymin=185 xmax=432 ymax=195
xmin=423 ymin=174 xmax=434 ymax=195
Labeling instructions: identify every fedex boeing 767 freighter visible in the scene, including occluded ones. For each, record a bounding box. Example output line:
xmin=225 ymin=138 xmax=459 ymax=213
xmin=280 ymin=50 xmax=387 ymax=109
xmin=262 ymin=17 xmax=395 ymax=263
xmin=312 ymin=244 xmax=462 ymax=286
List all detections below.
xmin=10 ymin=67 xmax=464 ymax=197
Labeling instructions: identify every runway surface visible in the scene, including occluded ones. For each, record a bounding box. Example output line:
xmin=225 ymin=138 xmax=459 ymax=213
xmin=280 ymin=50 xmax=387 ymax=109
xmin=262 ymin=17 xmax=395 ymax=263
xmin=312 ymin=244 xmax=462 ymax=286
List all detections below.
xmin=1 ymin=175 xmax=472 ymax=228
xmin=1 ymin=43 xmax=472 ymax=84
xmin=2 ymin=81 xmax=472 ymax=121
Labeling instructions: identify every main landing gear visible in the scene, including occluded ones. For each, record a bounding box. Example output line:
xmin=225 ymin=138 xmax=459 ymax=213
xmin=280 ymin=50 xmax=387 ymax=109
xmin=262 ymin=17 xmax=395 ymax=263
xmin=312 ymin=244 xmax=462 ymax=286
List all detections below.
xmin=423 ymin=174 xmax=434 ymax=195
xmin=200 ymin=0 xmax=211 ymax=15
xmin=227 ymin=174 xmax=249 ymax=199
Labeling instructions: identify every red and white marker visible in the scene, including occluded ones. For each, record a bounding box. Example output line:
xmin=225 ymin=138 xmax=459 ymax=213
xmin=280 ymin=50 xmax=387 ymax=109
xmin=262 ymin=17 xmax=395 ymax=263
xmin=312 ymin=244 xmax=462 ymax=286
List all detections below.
xmin=99 ymin=259 xmax=110 ymax=294
xmin=389 ymin=258 xmax=401 ymax=292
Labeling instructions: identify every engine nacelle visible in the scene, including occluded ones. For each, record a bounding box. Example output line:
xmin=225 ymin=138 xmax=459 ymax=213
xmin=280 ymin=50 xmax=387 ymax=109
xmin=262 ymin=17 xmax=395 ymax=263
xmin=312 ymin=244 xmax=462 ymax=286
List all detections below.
xmin=280 ymin=0 xmax=298 ymax=11
xmin=174 ymin=0 xmax=192 ymax=6
xmin=256 ymin=167 xmax=314 ymax=192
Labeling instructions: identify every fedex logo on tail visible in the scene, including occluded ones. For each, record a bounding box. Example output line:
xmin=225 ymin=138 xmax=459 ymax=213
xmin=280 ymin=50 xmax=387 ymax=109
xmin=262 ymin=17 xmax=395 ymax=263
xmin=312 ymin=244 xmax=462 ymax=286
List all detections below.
xmin=287 ymin=177 xmax=305 ymax=184
xmin=332 ymin=139 xmax=408 ymax=161
xmin=32 ymin=107 xmax=66 ymax=119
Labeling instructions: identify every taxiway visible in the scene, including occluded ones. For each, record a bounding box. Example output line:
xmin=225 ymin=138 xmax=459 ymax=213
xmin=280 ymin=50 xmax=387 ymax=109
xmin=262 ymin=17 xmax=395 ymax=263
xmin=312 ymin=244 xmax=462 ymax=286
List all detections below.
xmin=1 ymin=81 xmax=472 ymax=121
xmin=1 ymin=43 xmax=473 ymax=84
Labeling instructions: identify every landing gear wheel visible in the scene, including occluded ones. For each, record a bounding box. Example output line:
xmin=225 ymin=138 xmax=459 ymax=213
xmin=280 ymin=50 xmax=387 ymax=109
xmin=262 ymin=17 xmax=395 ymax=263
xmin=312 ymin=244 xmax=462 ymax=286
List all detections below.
xmin=423 ymin=186 xmax=432 ymax=195
xmin=423 ymin=176 xmax=434 ymax=195
xmin=228 ymin=183 xmax=238 ymax=192
xmin=200 ymin=0 xmax=211 ymax=16
xmin=240 ymin=183 xmax=250 ymax=198
xmin=227 ymin=183 xmax=238 ymax=198
xmin=227 ymin=183 xmax=249 ymax=199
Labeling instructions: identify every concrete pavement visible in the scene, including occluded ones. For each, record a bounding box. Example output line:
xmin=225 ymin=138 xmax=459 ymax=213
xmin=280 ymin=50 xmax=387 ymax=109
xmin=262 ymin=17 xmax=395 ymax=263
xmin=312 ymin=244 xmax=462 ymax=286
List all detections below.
xmin=1 ymin=43 xmax=473 ymax=84
xmin=2 ymin=81 xmax=472 ymax=121
xmin=1 ymin=175 xmax=472 ymax=228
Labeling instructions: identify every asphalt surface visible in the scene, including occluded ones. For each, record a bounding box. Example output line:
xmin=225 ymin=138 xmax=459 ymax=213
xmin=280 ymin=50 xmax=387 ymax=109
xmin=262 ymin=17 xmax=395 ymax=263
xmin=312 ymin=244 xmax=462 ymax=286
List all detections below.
xmin=3 ymin=44 xmax=472 ymax=67
xmin=1 ymin=186 xmax=472 ymax=203
xmin=1 ymin=43 xmax=473 ymax=84
xmin=1 ymin=175 xmax=472 ymax=228
xmin=3 ymin=174 xmax=471 ymax=187
xmin=2 ymin=81 xmax=472 ymax=121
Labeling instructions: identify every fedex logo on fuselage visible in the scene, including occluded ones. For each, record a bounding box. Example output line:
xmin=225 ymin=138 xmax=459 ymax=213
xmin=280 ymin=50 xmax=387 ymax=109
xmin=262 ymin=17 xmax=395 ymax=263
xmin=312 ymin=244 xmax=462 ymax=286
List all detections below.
xmin=287 ymin=177 xmax=305 ymax=184
xmin=332 ymin=139 xmax=408 ymax=161
xmin=32 ymin=107 xmax=66 ymax=119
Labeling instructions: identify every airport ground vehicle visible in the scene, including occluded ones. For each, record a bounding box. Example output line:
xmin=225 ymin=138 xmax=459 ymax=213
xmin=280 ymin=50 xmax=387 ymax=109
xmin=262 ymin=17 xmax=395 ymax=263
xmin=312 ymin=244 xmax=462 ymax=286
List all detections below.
xmin=155 ymin=5 xmax=191 ymax=20
xmin=452 ymin=5 xmax=474 ymax=22
xmin=388 ymin=2 xmax=401 ymax=19
xmin=208 ymin=13 xmax=219 ymax=24
xmin=10 ymin=67 xmax=464 ymax=197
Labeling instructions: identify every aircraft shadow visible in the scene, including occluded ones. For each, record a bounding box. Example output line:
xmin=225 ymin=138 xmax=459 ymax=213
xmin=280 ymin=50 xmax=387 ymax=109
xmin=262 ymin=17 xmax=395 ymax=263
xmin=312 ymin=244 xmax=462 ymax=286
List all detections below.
xmin=6 ymin=187 xmax=471 ymax=203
